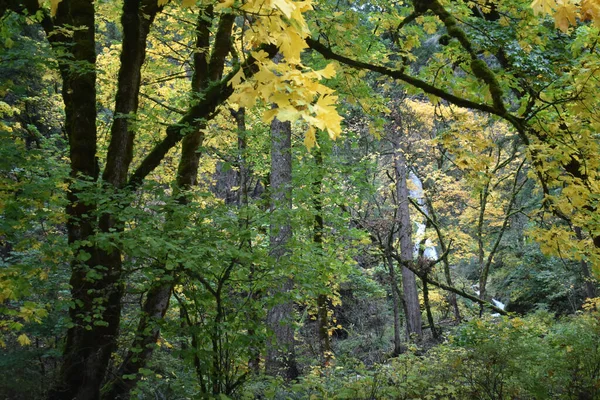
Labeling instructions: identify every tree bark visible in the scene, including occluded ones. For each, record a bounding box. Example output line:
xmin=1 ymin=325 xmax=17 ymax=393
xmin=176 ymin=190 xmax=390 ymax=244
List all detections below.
xmin=422 ymin=278 xmax=440 ymax=340
xmin=230 ymin=108 xmax=262 ymax=373
xmin=40 ymin=1 xmax=113 ymax=399
xmin=265 ymin=117 xmax=298 ymax=380
xmin=392 ymin=139 xmax=423 ymax=339
xmin=35 ymin=0 xmax=160 ymax=396
xmin=476 ymin=179 xmax=491 ymax=310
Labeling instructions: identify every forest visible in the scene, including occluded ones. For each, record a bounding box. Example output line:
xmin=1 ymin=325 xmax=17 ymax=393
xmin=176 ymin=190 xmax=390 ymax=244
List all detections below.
xmin=1 ymin=0 xmax=600 ymax=398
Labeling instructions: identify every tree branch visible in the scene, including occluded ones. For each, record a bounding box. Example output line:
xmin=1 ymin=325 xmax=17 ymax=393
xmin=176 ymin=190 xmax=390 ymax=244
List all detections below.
xmin=389 ymin=253 xmax=508 ymax=315
xmin=127 ymin=44 xmax=278 ymax=188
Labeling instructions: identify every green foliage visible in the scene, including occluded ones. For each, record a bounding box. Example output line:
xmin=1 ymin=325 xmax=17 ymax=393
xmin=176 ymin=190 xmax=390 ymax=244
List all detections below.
xmin=244 ymin=307 xmax=600 ymax=399
xmin=493 ymin=244 xmax=586 ymax=315
xmin=2 ymin=0 xmax=600 ymax=397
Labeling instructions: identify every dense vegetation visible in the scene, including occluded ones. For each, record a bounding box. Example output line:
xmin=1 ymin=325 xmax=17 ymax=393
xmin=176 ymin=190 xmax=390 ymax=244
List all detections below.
xmin=1 ymin=0 xmax=600 ymax=398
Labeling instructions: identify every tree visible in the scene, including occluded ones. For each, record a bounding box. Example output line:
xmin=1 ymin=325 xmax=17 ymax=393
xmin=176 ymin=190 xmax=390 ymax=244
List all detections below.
xmin=3 ymin=0 xmax=600 ymax=396
xmin=265 ymin=117 xmax=298 ymax=379
xmin=306 ymin=0 xmax=600 ymax=279
xmin=1 ymin=0 xmax=335 ymax=397
xmin=391 ymin=124 xmax=423 ymax=339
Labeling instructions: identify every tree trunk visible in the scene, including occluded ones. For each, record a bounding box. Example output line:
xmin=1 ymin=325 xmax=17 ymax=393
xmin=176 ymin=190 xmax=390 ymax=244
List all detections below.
xmin=392 ymin=140 xmax=422 ymax=340
xmin=422 ymin=277 xmax=440 ymax=340
xmin=477 ymin=181 xmax=491 ymax=306
xmin=42 ymin=1 xmax=113 ymax=398
xmin=265 ymin=117 xmax=298 ymax=380
xmin=230 ymin=108 xmax=260 ymax=374
xmin=101 ymin=9 xmax=234 ymax=399
xmin=230 ymin=108 xmax=261 ymax=373
xmin=385 ymin=253 xmax=404 ymax=356
xmin=43 ymin=1 xmax=163 ymax=397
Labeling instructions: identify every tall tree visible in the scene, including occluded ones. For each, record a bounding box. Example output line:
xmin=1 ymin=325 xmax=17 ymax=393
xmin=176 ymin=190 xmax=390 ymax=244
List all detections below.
xmin=0 ymin=0 xmax=291 ymax=397
xmin=100 ymin=6 xmax=236 ymax=399
xmin=392 ymin=137 xmax=423 ymax=339
xmin=266 ymin=117 xmax=298 ymax=379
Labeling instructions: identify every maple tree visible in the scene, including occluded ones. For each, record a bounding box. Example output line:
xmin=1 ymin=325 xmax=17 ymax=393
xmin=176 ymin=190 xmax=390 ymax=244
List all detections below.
xmin=2 ymin=0 xmax=600 ymax=398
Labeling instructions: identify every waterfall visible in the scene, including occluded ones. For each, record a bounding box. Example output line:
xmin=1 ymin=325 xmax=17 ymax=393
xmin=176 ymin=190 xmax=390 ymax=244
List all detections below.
xmin=492 ymin=298 xmax=506 ymax=310
xmin=409 ymin=172 xmax=438 ymax=260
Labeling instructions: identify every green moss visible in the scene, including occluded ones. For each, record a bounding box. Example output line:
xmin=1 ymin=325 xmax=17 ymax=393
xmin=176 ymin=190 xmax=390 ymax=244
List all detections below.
xmin=470 ymin=59 xmax=506 ymax=113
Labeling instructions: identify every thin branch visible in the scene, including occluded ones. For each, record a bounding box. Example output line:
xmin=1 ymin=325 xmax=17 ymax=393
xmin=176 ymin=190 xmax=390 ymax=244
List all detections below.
xmin=140 ymin=92 xmax=186 ymax=114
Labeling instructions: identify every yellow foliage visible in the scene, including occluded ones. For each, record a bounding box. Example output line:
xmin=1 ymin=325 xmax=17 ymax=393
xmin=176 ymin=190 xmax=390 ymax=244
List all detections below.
xmin=581 ymin=0 xmax=600 ymax=25
xmin=554 ymin=0 xmax=578 ymax=32
xmin=582 ymin=297 xmax=600 ymax=312
xmin=226 ymin=0 xmax=342 ymax=146
xmin=531 ymin=0 xmax=558 ymax=15
xmin=47 ymin=0 xmax=62 ymax=16
xmin=17 ymin=334 xmax=31 ymax=346
xmin=304 ymin=126 xmax=317 ymax=150
xmin=532 ymin=0 xmax=600 ymax=31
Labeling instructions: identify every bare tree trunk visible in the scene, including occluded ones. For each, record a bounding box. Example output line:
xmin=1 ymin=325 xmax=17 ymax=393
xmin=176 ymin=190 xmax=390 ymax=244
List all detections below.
xmin=265 ymin=118 xmax=298 ymax=380
xmin=392 ymin=140 xmax=422 ymax=340
xmin=230 ymin=108 xmax=262 ymax=373
xmin=476 ymin=180 xmax=491 ymax=307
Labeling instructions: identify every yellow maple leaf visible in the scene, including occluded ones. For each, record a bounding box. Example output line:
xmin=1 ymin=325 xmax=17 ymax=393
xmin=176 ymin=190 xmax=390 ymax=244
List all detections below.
xmin=278 ymin=28 xmax=308 ymax=64
xmin=315 ymin=63 xmax=336 ymax=79
xmin=17 ymin=334 xmax=31 ymax=346
xmin=304 ymin=126 xmax=317 ymax=150
xmin=272 ymin=0 xmax=295 ymax=18
xmin=581 ymin=0 xmax=600 ymax=25
xmin=262 ymin=108 xmax=278 ymax=123
xmin=314 ymin=95 xmax=343 ymax=139
xmin=275 ymin=106 xmax=300 ymax=122
xmin=229 ymin=68 xmax=244 ymax=87
xmin=181 ymin=0 xmax=196 ymax=7
xmin=554 ymin=0 xmax=578 ymax=31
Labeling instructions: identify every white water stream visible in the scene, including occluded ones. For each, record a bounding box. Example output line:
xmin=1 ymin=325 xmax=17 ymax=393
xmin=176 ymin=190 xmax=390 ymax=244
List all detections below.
xmin=473 ymin=286 xmax=506 ymax=316
xmin=408 ymin=172 xmax=438 ymax=260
